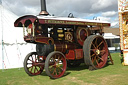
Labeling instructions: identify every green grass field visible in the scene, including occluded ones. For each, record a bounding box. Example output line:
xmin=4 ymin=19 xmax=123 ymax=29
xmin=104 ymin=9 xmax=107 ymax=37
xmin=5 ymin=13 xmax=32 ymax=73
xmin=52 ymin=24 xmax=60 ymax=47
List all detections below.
xmin=0 ymin=53 xmax=128 ymax=85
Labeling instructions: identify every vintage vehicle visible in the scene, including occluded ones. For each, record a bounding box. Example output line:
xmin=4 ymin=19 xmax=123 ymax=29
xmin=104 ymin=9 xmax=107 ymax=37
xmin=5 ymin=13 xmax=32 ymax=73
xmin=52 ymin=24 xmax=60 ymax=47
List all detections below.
xmin=14 ymin=0 xmax=111 ymax=79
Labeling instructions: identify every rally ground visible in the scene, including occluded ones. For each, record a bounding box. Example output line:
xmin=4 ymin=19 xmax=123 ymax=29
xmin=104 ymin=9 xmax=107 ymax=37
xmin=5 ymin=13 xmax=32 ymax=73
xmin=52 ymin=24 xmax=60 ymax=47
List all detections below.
xmin=0 ymin=53 xmax=128 ymax=85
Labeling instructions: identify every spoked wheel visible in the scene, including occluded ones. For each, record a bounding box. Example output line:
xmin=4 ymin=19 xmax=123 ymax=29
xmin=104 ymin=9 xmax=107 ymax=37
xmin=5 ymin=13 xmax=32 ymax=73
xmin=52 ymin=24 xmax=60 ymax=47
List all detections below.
xmin=67 ymin=60 xmax=81 ymax=68
xmin=83 ymin=35 xmax=108 ymax=70
xmin=24 ymin=52 xmax=44 ymax=76
xmin=45 ymin=51 xmax=67 ymax=79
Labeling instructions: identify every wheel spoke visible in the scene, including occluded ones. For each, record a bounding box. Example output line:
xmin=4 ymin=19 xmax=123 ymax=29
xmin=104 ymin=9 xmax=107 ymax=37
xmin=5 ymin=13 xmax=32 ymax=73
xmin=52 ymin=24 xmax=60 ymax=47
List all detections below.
xmin=92 ymin=43 xmax=97 ymax=49
xmin=29 ymin=59 xmax=32 ymax=62
xmin=35 ymin=66 xmax=39 ymax=72
xmin=91 ymin=53 xmax=95 ymax=57
xmin=57 ymin=56 xmax=62 ymax=64
xmin=100 ymin=50 xmax=106 ymax=56
xmin=92 ymin=56 xmax=96 ymax=63
xmin=97 ymin=56 xmax=104 ymax=62
xmin=54 ymin=55 xmax=57 ymax=60
xmin=27 ymin=66 xmax=32 ymax=69
xmin=95 ymin=38 xmax=98 ymax=46
xmin=31 ymin=66 xmax=33 ymax=72
xmin=58 ymin=67 xmax=63 ymax=72
xmin=97 ymin=41 xmax=103 ymax=48
xmin=96 ymin=59 xmax=99 ymax=66
xmin=53 ymin=57 xmax=56 ymax=63
xmin=91 ymin=49 xmax=96 ymax=53
xmin=52 ymin=68 xmax=57 ymax=75
xmin=57 ymin=56 xmax=60 ymax=63
xmin=49 ymin=66 xmax=54 ymax=72
xmin=57 ymin=67 xmax=62 ymax=74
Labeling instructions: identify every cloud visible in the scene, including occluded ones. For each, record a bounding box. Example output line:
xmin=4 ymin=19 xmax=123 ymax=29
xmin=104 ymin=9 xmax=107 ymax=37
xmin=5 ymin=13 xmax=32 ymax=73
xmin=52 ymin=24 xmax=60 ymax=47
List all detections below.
xmin=97 ymin=16 xmax=111 ymax=22
xmin=2 ymin=0 xmax=118 ymax=17
xmin=101 ymin=11 xmax=117 ymax=17
xmin=1 ymin=0 xmax=119 ymax=27
xmin=91 ymin=0 xmax=118 ymax=12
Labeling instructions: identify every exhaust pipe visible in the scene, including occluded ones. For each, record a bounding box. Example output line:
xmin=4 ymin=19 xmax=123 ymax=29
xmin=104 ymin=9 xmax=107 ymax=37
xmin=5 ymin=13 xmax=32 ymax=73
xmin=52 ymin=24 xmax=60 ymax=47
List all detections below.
xmin=39 ymin=0 xmax=49 ymax=15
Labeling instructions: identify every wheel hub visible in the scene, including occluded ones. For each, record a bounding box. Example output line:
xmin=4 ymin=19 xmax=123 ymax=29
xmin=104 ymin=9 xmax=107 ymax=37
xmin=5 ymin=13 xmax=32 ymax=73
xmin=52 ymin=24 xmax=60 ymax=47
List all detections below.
xmin=96 ymin=49 xmax=100 ymax=55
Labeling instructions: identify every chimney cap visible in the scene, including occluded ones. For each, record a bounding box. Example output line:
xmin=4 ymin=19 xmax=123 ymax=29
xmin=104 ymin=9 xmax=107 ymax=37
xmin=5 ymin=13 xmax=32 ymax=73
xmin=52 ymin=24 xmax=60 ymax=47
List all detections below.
xmin=39 ymin=11 xmax=49 ymax=15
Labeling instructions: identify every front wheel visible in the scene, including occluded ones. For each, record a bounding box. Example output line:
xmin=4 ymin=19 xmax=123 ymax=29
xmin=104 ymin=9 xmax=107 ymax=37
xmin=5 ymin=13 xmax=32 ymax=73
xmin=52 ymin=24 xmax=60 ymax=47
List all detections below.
xmin=45 ymin=51 xmax=67 ymax=79
xmin=83 ymin=35 xmax=108 ymax=70
xmin=24 ymin=52 xmax=44 ymax=76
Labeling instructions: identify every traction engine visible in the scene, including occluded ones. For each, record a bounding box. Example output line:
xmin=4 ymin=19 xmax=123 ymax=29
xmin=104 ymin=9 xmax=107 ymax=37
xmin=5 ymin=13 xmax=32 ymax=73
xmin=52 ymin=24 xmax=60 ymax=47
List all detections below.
xmin=14 ymin=0 xmax=110 ymax=79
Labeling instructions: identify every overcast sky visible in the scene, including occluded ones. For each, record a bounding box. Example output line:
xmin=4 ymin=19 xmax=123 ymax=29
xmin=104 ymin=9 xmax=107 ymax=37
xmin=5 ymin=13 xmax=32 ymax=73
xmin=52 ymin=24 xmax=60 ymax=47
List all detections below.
xmin=1 ymin=0 xmax=119 ymax=27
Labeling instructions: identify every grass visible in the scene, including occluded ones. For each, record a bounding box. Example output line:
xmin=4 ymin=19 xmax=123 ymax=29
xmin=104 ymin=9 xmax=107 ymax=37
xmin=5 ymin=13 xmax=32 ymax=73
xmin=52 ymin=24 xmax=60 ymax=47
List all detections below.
xmin=0 ymin=53 xmax=128 ymax=85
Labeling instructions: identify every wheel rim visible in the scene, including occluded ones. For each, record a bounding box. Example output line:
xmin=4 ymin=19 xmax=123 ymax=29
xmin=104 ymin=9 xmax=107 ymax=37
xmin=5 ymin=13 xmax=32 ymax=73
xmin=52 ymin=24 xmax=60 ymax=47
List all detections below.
xmin=47 ymin=53 xmax=66 ymax=78
xmin=90 ymin=36 xmax=108 ymax=68
xmin=25 ymin=52 xmax=43 ymax=75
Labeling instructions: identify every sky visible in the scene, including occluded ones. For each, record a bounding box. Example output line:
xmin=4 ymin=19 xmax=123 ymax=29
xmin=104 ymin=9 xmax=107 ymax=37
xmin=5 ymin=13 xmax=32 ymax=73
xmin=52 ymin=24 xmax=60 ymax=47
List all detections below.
xmin=1 ymin=0 xmax=119 ymax=27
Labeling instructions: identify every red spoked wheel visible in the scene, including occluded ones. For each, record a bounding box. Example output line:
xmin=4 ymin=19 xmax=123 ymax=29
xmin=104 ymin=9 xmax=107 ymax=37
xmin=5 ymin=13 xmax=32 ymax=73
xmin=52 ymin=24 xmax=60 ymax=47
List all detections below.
xmin=83 ymin=35 xmax=108 ymax=70
xmin=45 ymin=51 xmax=67 ymax=79
xmin=24 ymin=52 xmax=44 ymax=76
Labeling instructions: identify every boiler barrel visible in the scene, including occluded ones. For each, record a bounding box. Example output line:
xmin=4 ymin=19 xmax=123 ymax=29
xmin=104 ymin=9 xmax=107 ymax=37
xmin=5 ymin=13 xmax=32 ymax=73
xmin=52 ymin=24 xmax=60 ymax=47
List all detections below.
xmin=54 ymin=42 xmax=78 ymax=53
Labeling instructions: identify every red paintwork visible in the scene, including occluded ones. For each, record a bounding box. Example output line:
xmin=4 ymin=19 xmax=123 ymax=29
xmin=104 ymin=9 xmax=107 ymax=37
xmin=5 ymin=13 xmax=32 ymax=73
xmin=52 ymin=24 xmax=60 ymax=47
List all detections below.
xmin=65 ymin=49 xmax=83 ymax=60
xmin=66 ymin=50 xmax=75 ymax=60
xmin=75 ymin=49 xmax=83 ymax=59
xmin=14 ymin=15 xmax=37 ymax=27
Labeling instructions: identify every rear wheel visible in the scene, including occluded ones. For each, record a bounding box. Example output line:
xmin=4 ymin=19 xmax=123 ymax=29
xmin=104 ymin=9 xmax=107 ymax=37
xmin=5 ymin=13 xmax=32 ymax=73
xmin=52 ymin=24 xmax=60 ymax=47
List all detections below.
xmin=45 ymin=51 xmax=67 ymax=79
xmin=83 ymin=35 xmax=108 ymax=70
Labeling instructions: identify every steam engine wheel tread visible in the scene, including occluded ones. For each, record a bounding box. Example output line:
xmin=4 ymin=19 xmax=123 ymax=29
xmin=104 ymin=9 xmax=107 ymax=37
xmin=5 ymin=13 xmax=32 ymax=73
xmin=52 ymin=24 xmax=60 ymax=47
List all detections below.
xmin=83 ymin=35 xmax=108 ymax=70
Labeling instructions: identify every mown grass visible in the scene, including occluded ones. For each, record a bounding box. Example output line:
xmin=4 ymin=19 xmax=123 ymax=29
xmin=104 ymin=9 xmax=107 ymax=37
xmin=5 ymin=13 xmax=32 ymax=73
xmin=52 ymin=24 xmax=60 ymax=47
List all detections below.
xmin=0 ymin=53 xmax=128 ymax=85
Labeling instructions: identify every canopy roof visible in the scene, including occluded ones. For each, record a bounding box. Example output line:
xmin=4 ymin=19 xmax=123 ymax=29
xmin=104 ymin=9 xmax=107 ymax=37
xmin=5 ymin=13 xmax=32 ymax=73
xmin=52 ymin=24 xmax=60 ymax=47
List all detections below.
xmin=14 ymin=15 xmax=110 ymax=27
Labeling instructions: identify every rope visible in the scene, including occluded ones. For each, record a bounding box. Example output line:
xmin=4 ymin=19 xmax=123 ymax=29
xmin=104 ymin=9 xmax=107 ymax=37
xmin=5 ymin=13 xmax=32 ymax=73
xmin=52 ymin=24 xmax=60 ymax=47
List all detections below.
xmin=1 ymin=0 xmax=16 ymax=15
xmin=16 ymin=40 xmax=23 ymax=63
xmin=16 ymin=40 xmax=24 ymax=70
xmin=3 ymin=45 xmax=10 ymax=65
xmin=2 ymin=60 xmax=7 ymax=70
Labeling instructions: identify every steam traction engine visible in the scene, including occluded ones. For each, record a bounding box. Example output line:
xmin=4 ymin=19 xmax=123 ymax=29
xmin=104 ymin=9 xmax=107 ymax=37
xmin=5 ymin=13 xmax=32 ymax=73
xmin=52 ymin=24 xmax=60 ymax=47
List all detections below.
xmin=14 ymin=0 xmax=110 ymax=79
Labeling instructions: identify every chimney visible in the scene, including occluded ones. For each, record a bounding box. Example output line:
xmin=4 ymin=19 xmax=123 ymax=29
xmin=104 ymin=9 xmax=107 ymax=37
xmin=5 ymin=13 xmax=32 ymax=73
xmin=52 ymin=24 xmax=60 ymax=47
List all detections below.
xmin=39 ymin=0 xmax=49 ymax=15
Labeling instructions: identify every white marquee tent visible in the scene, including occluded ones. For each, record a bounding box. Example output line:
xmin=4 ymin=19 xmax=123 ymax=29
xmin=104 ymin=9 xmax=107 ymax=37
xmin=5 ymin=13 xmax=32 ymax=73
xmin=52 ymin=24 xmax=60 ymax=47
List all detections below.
xmin=103 ymin=33 xmax=120 ymax=39
xmin=0 ymin=4 xmax=36 ymax=69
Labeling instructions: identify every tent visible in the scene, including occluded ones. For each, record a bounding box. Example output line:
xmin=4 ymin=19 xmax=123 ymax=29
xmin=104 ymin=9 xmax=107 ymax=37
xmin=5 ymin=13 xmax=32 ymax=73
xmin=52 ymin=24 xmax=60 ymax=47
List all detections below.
xmin=0 ymin=4 xmax=36 ymax=69
xmin=103 ymin=33 xmax=120 ymax=39
xmin=103 ymin=33 xmax=120 ymax=51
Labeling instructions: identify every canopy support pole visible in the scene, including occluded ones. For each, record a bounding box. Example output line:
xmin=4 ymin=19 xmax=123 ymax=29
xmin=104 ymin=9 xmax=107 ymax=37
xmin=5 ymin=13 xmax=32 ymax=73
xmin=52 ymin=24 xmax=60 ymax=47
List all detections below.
xmin=1 ymin=0 xmax=4 ymax=71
